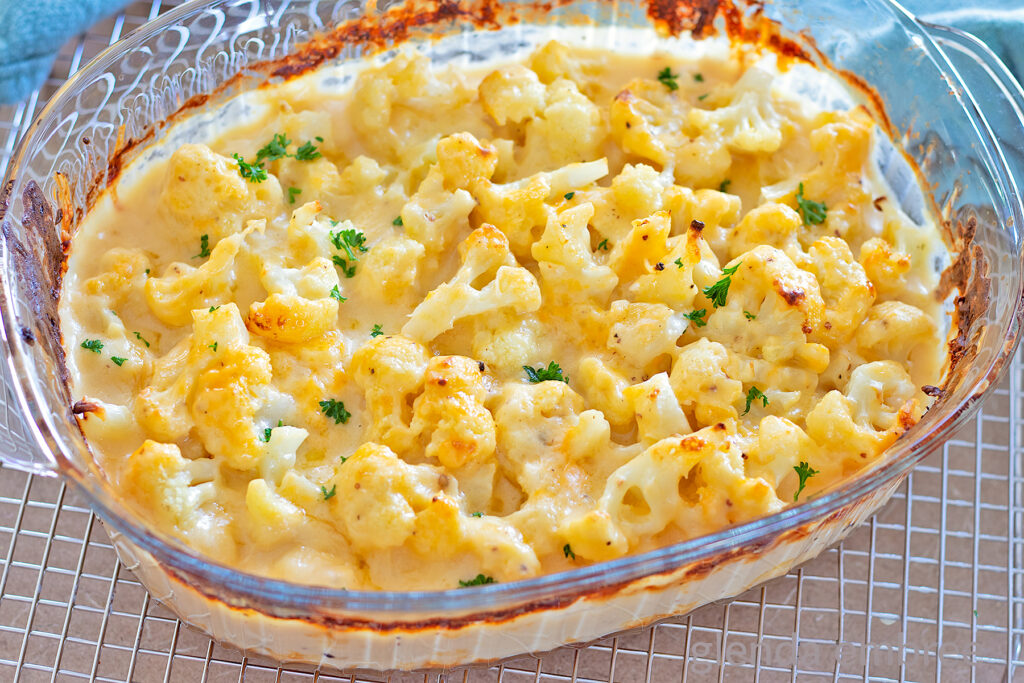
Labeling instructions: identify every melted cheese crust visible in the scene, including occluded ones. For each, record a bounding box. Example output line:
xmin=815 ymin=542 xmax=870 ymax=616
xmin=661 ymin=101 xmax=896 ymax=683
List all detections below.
xmin=61 ymin=41 xmax=946 ymax=590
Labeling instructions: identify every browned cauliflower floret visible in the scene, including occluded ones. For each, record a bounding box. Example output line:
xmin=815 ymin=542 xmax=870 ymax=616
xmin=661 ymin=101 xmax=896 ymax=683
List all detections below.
xmin=576 ymin=357 xmax=633 ymax=430
xmin=804 ymin=237 xmax=875 ymax=348
xmin=855 ymin=301 xmax=939 ymax=384
xmin=606 ymin=300 xmax=686 ymax=371
xmin=624 ymin=213 xmax=720 ymax=310
xmin=859 ymin=237 xmax=912 ymax=300
xmin=160 ymin=143 xmax=282 ymax=240
xmin=623 ymin=372 xmax=692 ymax=446
xmin=669 ymin=338 xmax=744 ymax=426
xmin=402 ymin=225 xmax=541 ymax=342
xmin=727 ymin=202 xmax=805 ymax=263
xmin=478 ymin=65 xmax=546 ymax=125
xmin=665 ymin=186 xmax=742 ymax=256
xmin=703 ymin=247 xmax=829 ymax=372
xmin=350 ymin=334 xmax=430 ymax=453
xmin=399 ymin=165 xmax=476 ymax=254
xmin=410 ymin=356 xmax=496 ymax=469
xmin=436 ymin=132 xmax=499 ymax=190
xmin=688 ymin=63 xmax=785 ymax=154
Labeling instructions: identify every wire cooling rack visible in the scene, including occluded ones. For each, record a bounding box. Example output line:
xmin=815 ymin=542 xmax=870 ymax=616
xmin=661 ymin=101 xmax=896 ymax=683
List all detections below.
xmin=1 ymin=2 xmax=1023 ymax=681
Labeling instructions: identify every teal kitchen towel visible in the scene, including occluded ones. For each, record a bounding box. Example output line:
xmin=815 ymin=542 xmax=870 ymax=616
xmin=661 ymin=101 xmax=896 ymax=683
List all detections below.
xmin=0 ymin=0 xmax=130 ymax=104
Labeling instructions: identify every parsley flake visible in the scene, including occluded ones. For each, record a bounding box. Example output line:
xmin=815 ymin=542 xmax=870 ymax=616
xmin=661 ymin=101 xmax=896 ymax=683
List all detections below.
xmin=259 ymin=427 xmax=273 ymax=442
xmin=719 ymin=179 xmax=731 ymax=193
xmin=523 ymin=362 xmax=568 ymax=384
xmin=793 ymin=461 xmax=818 ymax=501
xmin=742 ymin=386 xmax=769 ymax=415
xmin=393 ymin=216 xmax=403 ymax=226
xmin=694 ymin=73 xmax=704 ymax=82
xmin=329 ymin=285 xmax=347 ymax=302
xmin=209 ymin=306 xmax=220 ymax=312
xmin=332 ymin=254 xmax=357 ymax=278
xmin=470 ymin=511 xmax=484 ymax=518
xmin=459 ymin=574 xmax=496 ymax=588
xmin=597 ymin=238 xmax=609 ymax=251
xmin=329 ymin=228 xmax=368 ymax=263
xmin=81 ymin=339 xmax=103 ymax=353
xmin=110 ymin=356 xmax=127 ymax=367
xmin=319 ymin=398 xmax=351 ymax=424
xmin=232 ymin=153 xmax=267 ymax=183
xmin=744 ymin=310 xmax=757 ymax=320
xmin=255 ymin=133 xmax=291 ymax=163
xmin=657 ymin=66 xmax=680 ymax=91
xmin=674 ymin=257 xmax=684 ymax=269
xmin=293 ymin=141 xmax=322 ymax=161
xmin=698 ymin=93 xmax=709 ymax=101
xmin=208 ymin=342 xmax=218 ymax=352
xmin=370 ymin=324 xmax=384 ymax=338
xmin=702 ymin=261 xmax=741 ymax=308
xmin=796 ymin=183 xmax=827 ymax=225
xmin=563 ymin=544 xmax=576 ymax=560
xmin=321 ymin=484 xmax=337 ymax=501
xmin=683 ymin=309 xmax=707 ymax=328
xmin=564 ymin=192 xmax=575 ymax=200
xmin=133 ymin=332 xmax=150 ymax=348
xmin=193 ymin=234 xmax=211 ymax=259
xmin=287 ymin=187 xmax=302 ymax=204
xmin=144 ymin=268 xmax=150 ymax=276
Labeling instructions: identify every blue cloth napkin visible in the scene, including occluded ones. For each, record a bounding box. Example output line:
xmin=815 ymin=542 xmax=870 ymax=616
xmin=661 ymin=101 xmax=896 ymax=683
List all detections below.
xmin=0 ymin=0 xmax=130 ymax=104
xmin=0 ymin=1 xmax=1021 ymax=105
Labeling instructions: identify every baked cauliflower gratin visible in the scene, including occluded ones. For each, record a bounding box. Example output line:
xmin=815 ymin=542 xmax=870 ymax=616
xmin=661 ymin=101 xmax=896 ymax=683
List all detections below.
xmin=62 ymin=40 xmax=947 ymax=590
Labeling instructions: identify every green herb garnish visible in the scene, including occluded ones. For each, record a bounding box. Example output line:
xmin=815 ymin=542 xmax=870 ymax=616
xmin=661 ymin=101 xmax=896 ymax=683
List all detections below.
xmin=657 ymin=66 xmax=679 ymax=91
xmin=133 ymin=332 xmax=150 ymax=348
xmin=322 ymin=484 xmax=337 ymax=501
xmin=329 ymin=285 xmax=346 ymax=302
xmin=564 ymin=192 xmax=575 ymax=200
xmin=470 ymin=512 xmax=484 ymax=518
xmin=370 ymin=324 xmax=384 ymax=338
xmin=110 ymin=356 xmax=126 ymax=367
xmin=744 ymin=310 xmax=757 ymax=320
xmin=193 ymin=234 xmax=211 ymax=259
xmin=702 ymin=262 xmax=741 ymax=308
xmin=208 ymin=342 xmax=218 ymax=352
xmin=81 ymin=339 xmax=103 ymax=353
xmin=793 ymin=461 xmax=818 ymax=501
xmin=232 ymin=153 xmax=267 ymax=183
xmin=287 ymin=187 xmax=302 ymax=204
xmin=683 ymin=309 xmax=707 ymax=328
xmin=523 ymin=362 xmax=568 ymax=384
xmin=259 ymin=427 xmax=273 ymax=442
xmin=332 ymin=255 xmax=357 ymax=279
xmin=796 ymin=183 xmax=827 ymax=226
xmin=209 ymin=306 xmax=220 ymax=312
xmin=597 ymin=239 xmax=609 ymax=251
xmin=719 ymin=179 xmax=731 ymax=193
xmin=255 ymin=133 xmax=291 ymax=163
xmin=459 ymin=574 xmax=496 ymax=588
xmin=393 ymin=216 xmax=403 ymax=226
xmin=563 ymin=544 xmax=576 ymax=560
xmin=319 ymin=398 xmax=351 ymax=424
xmin=293 ymin=140 xmax=322 ymax=161
xmin=694 ymin=73 xmax=704 ymax=82
xmin=742 ymin=386 xmax=769 ymax=415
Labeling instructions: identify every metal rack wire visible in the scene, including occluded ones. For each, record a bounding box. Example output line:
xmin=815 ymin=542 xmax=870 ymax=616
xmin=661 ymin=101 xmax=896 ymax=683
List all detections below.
xmin=0 ymin=2 xmax=1021 ymax=680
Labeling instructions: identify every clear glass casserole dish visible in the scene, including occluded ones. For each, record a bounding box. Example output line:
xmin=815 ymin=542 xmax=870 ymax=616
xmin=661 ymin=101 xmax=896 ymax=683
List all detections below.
xmin=1 ymin=0 xmax=1022 ymax=671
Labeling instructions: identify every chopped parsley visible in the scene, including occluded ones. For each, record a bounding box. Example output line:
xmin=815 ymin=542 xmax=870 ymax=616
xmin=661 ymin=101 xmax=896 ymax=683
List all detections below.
xmin=255 ymin=133 xmax=291 ymax=163
xmin=133 ymin=332 xmax=150 ymax=348
xmin=209 ymin=306 xmax=220 ymax=312
xmin=657 ymin=66 xmax=679 ymax=91
xmin=719 ymin=179 xmax=731 ymax=193
xmin=259 ymin=426 xmax=273 ymax=442
xmin=523 ymin=362 xmax=568 ymax=384
xmin=319 ymin=398 xmax=351 ymax=424
xmin=683 ymin=309 xmax=707 ymax=328
xmin=110 ymin=356 xmax=127 ymax=367
xmin=321 ymin=484 xmax=337 ymax=501
xmin=564 ymin=192 xmax=575 ymax=200
xmin=793 ymin=461 xmax=818 ymax=501
xmin=470 ymin=511 xmax=484 ymax=518
xmin=287 ymin=187 xmax=302 ymax=204
xmin=208 ymin=342 xmax=218 ymax=352
xmin=144 ymin=268 xmax=150 ymax=276
xmin=796 ymin=183 xmax=827 ymax=225
xmin=744 ymin=310 xmax=757 ymax=320
xmin=698 ymin=93 xmax=709 ymax=101
xmin=694 ymin=73 xmax=704 ymax=82
xmin=329 ymin=228 xmax=368 ymax=278
xmin=193 ymin=234 xmax=211 ymax=259
xmin=370 ymin=324 xmax=384 ymax=338
xmin=293 ymin=140 xmax=322 ymax=161
xmin=393 ymin=216 xmax=403 ymax=226
xmin=329 ymin=285 xmax=347 ymax=302
xmin=674 ymin=257 xmax=685 ymax=269
xmin=332 ymin=255 xmax=356 ymax=278
xmin=232 ymin=153 xmax=267 ymax=183
xmin=742 ymin=386 xmax=769 ymax=415
xmin=81 ymin=339 xmax=103 ymax=353
xmin=596 ymin=239 xmax=609 ymax=251
xmin=563 ymin=544 xmax=576 ymax=560
xmin=702 ymin=261 xmax=741 ymax=308
xmin=459 ymin=574 xmax=496 ymax=588
xmin=339 ymin=455 xmax=348 ymax=464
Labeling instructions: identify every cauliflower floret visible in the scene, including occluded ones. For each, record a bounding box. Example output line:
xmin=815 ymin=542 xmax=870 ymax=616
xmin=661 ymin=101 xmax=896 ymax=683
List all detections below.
xmin=82 ymin=248 xmax=151 ymax=306
xmin=478 ymin=65 xmax=546 ymax=125
xmin=669 ymin=338 xmax=744 ymax=426
xmin=471 ymin=311 xmax=545 ymax=376
xmin=518 ymin=79 xmax=605 ymax=175
xmin=606 ymin=300 xmax=686 ymax=371
xmin=576 ymin=357 xmax=633 ymax=430
xmin=349 ymin=334 xmax=430 ymax=453
xmin=358 ymin=235 xmax=426 ymax=305
xmin=532 ymin=203 xmax=617 ymax=301
xmin=688 ymin=64 xmax=784 ymax=153
xmin=727 ymin=202 xmax=805 ymax=263
xmin=337 ymin=155 xmax=388 ymax=195
xmin=703 ymin=247 xmax=829 ymax=372
xmin=145 ymin=229 xmax=246 ymax=327
xmin=665 ymin=186 xmax=742 ymax=257
xmin=402 ymin=225 xmax=541 ymax=342
xmin=435 ymin=132 xmax=499 ymax=190
xmin=746 ymin=416 xmax=835 ymax=499
xmin=410 ymin=356 xmax=495 ymax=469
xmin=472 ymin=158 xmax=608 ymax=256
xmin=245 ymin=478 xmax=305 ymax=544
xmin=804 ymin=237 xmax=875 ymax=347
xmin=859 ymin=237 xmax=912 ymax=301
xmin=806 ymin=360 xmax=922 ymax=467
xmin=160 ymin=143 xmax=282 ymax=240
xmin=855 ymin=301 xmax=938 ymax=383
xmin=399 ymin=165 xmax=476 ymax=254
xmin=247 ymin=261 xmax=340 ymax=344
xmin=623 ymin=373 xmax=692 ymax=445
xmin=625 ymin=213 xmax=721 ymax=310
xmin=122 ymin=440 xmax=234 ymax=559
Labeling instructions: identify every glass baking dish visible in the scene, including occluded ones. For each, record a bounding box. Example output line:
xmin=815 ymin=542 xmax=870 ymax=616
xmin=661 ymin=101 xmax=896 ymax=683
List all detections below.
xmin=1 ymin=0 xmax=1022 ymax=671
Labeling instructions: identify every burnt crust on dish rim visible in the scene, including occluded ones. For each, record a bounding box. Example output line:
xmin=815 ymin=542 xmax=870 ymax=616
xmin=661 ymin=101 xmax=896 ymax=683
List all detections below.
xmin=0 ymin=0 xmax=997 ymax=633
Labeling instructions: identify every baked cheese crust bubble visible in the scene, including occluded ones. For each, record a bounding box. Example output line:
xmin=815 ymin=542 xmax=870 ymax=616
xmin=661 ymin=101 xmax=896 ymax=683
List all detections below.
xmin=61 ymin=39 xmax=947 ymax=590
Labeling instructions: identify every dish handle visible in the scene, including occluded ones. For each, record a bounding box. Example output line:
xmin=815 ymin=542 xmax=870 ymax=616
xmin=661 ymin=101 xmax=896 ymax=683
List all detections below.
xmin=920 ymin=21 xmax=1024 ymax=191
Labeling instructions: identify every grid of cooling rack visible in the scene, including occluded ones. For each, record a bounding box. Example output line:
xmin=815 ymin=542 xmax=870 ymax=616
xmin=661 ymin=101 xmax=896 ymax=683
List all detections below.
xmin=0 ymin=2 xmax=1022 ymax=681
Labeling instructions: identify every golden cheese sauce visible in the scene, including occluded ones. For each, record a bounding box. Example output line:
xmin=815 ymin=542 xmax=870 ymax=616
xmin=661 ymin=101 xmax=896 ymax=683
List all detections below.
xmin=61 ymin=39 xmax=948 ymax=590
